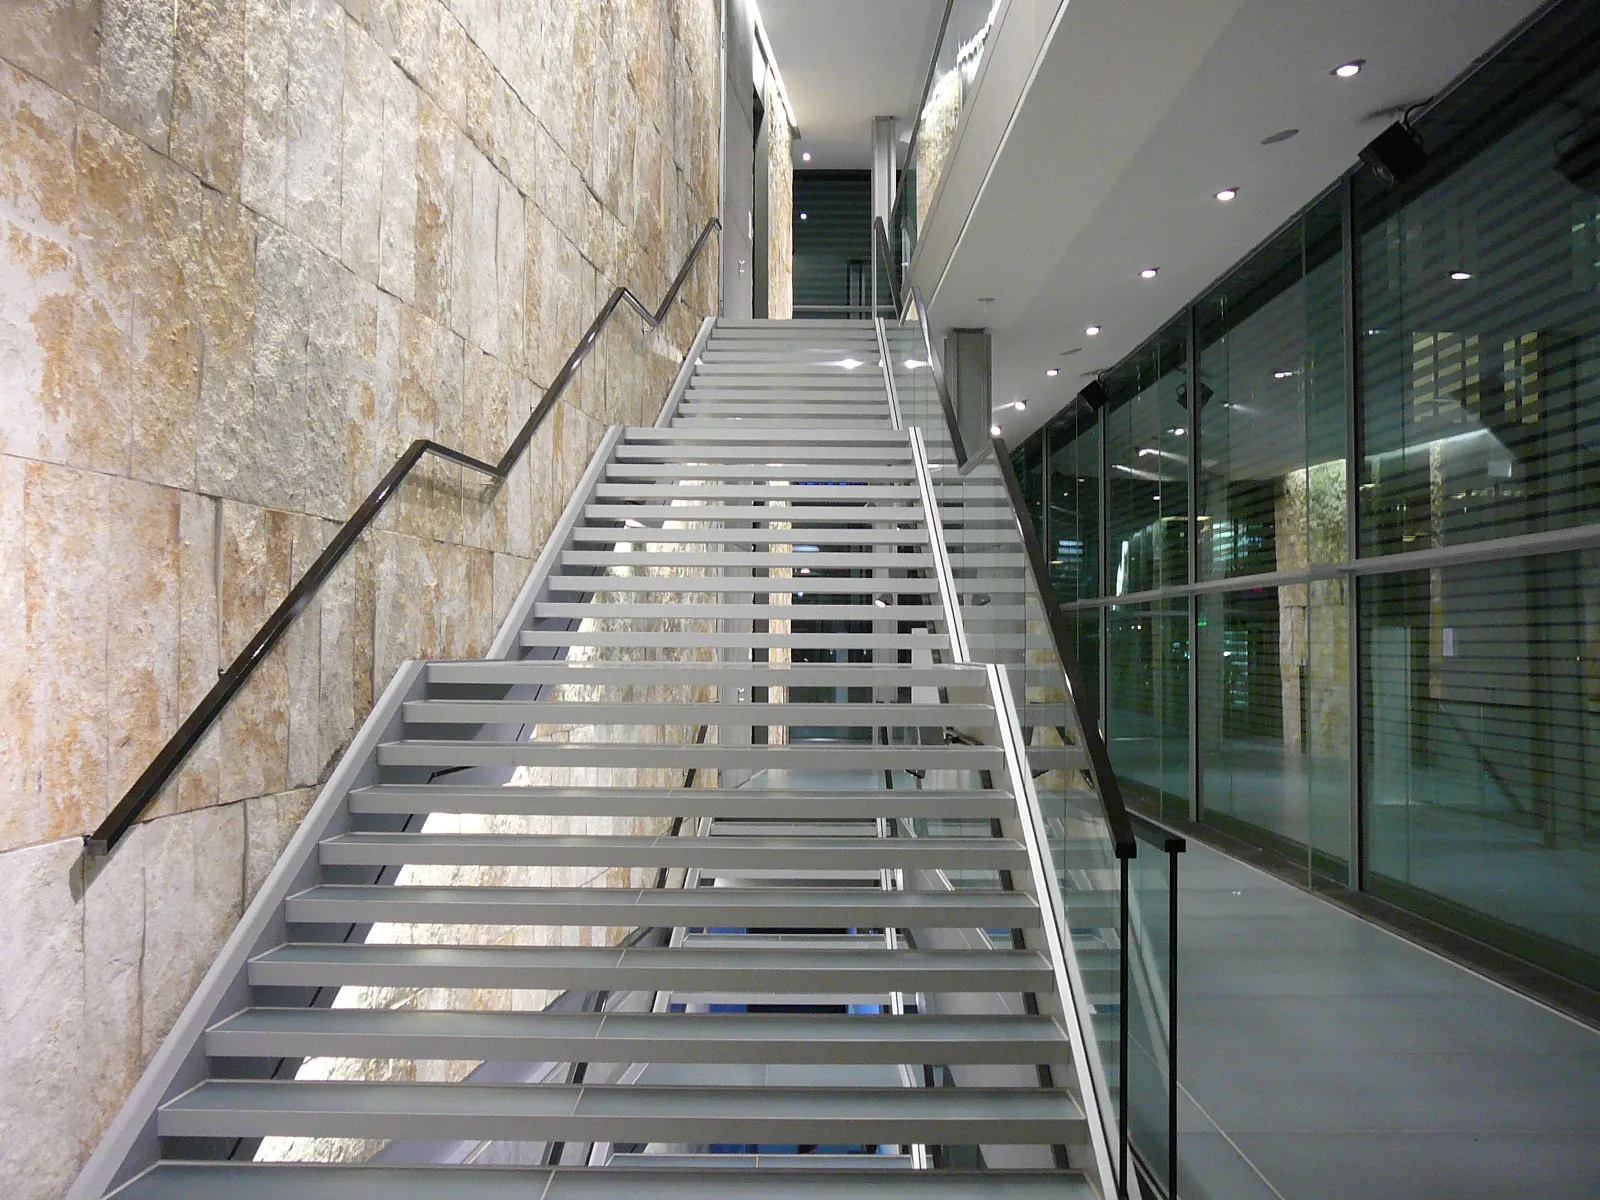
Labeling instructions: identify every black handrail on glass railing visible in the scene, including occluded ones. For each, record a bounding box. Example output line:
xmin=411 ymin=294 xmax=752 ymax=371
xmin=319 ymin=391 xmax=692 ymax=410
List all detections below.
xmin=873 ymin=217 xmax=1133 ymax=857
xmin=85 ymin=218 xmax=722 ymax=856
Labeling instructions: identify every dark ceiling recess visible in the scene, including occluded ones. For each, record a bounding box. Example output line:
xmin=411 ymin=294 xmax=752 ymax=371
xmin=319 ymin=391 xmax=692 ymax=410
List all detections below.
xmin=793 ymin=170 xmax=872 ymax=316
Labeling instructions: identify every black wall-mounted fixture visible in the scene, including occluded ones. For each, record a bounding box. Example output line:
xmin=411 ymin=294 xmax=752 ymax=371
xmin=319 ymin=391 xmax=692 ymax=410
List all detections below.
xmin=1360 ymin=122 xmax=1429 ymax=186
xmin=1175 ymin=380 xmax=1214 ymax=411
xmin=1556 ymin=114 xmax=1600 ymax=195
xmin=1078 ymin=379 xmax=1110 ymax=411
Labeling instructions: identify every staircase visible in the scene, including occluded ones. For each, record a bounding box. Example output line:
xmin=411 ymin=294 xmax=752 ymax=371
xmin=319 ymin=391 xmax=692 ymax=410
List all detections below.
xmin=73 ymin=318 xmax=1116 ymax=1199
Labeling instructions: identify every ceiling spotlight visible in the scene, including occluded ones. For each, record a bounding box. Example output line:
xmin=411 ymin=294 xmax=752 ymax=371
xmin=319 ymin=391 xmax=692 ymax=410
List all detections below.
xmin=1171 ymin=426 xmax=1186 ymax=436
xmin=800 ymin=212 xmax=808 ymax=220
xmin=1046 ymin=368 xmax=1059 ymax=377
xmin=1085 ymin=324 xmax=1101 ymax=336
xmin=1274 ymin=370 xmax=1295 ymax=379
xmin=1450 ymin=270 xmax=1473 ymax=280
xmin=873 ymin=594 xmax=890 ymax=608
xmin=990 ymin=423 xmax=1002 ymax=437
xmin=801 ymin=150 xmax=812 ymax=161
xmin=1215 ymin=187 xmax=1238 ymax=202
xmin=1014 ymin=398 xmax=1028 ymax=411
xmin=1140 ymin=267 xmax=1159 ymax=279
xmin=1333 ymin=59 xmax=1365 ymax=78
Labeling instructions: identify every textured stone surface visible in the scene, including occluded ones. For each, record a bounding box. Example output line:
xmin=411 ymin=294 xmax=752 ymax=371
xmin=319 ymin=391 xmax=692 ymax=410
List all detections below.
xmin=1 ymin=0 xmax=723 ymax=1191
xmin=0 ymin=838 xmax=90 ymax=1198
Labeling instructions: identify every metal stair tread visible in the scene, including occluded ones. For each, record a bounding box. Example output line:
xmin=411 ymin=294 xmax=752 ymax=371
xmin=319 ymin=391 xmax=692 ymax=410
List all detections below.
xmin=108 ymin=1163 xmax=1096 ymax=1200
xmin=205 ymin=1008 xmax=1069 ymax=1063
xmin=283 ymin=883 xmax=1044 ymax=928
xmin=316 ymin=832 xmax=1028 ymax=869
xmin=347 ymin=784 xmax=1011 ymax=818
xmin=248 ymin=942 xmax=1056 ymax=992
xmin=157 ymin=1080 xmax=1085 ymax=1142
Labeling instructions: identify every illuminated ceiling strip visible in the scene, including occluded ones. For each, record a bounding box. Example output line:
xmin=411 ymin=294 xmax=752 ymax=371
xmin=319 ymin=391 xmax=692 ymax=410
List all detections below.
xmin=750 ymin=0 xmax=801 ymax=136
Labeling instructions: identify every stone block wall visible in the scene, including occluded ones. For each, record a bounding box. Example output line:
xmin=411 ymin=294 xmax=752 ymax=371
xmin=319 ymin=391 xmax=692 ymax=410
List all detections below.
xmin=0 ymin=0 xmax=721 ymax=1193
xmin=762 ymin=70 xmax=791 ymax=319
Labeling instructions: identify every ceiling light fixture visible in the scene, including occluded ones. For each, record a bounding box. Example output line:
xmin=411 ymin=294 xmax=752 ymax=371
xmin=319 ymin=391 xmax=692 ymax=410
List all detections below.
xmin=838 ymin=357 xmax=862 ymax=369
xmin=1274 ymin=370 xmax=1295 ymax=379
xmin=1085 ymin=324 xmax=1101 ymax=336
xmin=1046 ymin=368 xmax=1059 ymax=377
xmin=1215 ymin=187 xmax=1238 ymax=202
xmin=801 ymin=150 xmax=812 ymax=162
xmin=799 ymin=212 xmax=808 ymax=220
xmin=1014 ymin=399 xmax=1028 ymax=411
xmin=1172 ymin=426 xmax=1186 ymax=437
xmin=1140 ymin=267 xmax=1159 ymax=279
xmin=990 ymin=424 xmax=1002 ymax=437
xmin=1333 ymin=59 xmax=1365 ymax=78
xmin=1450 ymin=270 xmax=1473 ymax=280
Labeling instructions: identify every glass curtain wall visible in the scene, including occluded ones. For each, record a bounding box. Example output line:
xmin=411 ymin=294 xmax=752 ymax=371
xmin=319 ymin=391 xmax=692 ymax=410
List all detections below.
xmin=1017 ymin=0 xmax=1600 ymax=992
xmin=1101 ymin=323 xmax=1190 ymax=822
xmin=1194 ymin=192 xmax=1352 ymax=879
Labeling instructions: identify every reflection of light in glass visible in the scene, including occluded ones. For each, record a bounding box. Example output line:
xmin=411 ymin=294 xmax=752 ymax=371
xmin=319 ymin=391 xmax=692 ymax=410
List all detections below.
xmin=837 ymin=357 xmax=863 ymax=370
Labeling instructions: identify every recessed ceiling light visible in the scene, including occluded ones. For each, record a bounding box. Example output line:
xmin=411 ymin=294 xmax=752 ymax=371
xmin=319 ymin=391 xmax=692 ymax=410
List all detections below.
xmin=990 ymin=424 xmax=1002 ymax=437
xmin=1140 ymin=267 xmax=1159 ymax=279
xmin=801 ymin=150 xmax=812 ymax=161
xmin=1215 ymin=188 xmax=1238 ymax=202
xmin=1274 ymin=370 xmax=1294 ymax=379
xmin=1450 ymin=270 xmax=1473 ymax=280
xmin=1046 ymin=368 xmax=1059 ymax=377
xmin=1333 ymin=59 xmax=1365 ymax=78
xmin=1014 ymin=399 xmax=1028 ymax=411
xmin=1085 ymin=324 xmax=1101 ymax=336
xmin=1171 ymin=426 xmax=1186 ymax=436
xmin=799 ymin=212 xmax=808 ymax=220
xmin=838 ymin=358 xmax=862 ymax=369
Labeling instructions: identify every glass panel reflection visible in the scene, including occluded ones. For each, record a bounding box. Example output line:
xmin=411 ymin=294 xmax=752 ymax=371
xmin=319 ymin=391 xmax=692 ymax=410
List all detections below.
xmin=1362 ymin=551 xmax=1600 ymax=987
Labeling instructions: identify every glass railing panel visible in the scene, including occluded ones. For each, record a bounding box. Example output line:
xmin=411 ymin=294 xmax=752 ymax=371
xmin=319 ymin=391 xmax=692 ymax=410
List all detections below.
xmin=1127 ymin=823 xmax=1179 ymax=1198
xmin=890 ymin=332 xmax=1126 ymax=1181
xmin=890 ymin=303 xmax=1187 ymax=1197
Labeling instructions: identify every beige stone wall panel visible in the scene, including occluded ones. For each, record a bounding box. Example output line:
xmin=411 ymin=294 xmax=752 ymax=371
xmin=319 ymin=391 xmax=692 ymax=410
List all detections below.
xmin=0 ymin=837 xmax=93 ymax=1198
xmin=18 ymin=460 xmax=109 ymax=846
xmin=374 ymin=56 xmax=417 ymax=301
xmin=0 ymin=0 xmax=103 ymax=108
xmin=241 ymin=0 xmax=292 ymax=223
xmin=104 ymin=477 xmax=183 ymax=811
xmin=99 ymin=0 xmax=176 ymax=153
xmin=138 ymin=801 xmax=246 ymax=1060
xmin=171 ymin=0 xmax=247 ymax=195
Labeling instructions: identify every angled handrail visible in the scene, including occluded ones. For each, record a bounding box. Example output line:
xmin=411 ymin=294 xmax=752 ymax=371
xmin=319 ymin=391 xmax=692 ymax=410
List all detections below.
xmin=86 ymin=217 xmax=722 ymax=856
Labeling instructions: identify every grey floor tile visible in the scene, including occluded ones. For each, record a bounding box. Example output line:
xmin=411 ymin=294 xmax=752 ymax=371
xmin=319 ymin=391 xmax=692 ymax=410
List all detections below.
xmin=1172 ymin=1132 xmax=1283 ymax=1200
xmin=1181 ymin=992 xmax=1600 ymax=1057
xmin=1230 ymin=1131 xmax=1600 ymax=1200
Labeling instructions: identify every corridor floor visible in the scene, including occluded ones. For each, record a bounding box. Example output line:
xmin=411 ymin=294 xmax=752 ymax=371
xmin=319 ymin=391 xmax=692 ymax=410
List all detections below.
xmin=1174 ymin=842 xmax=1600 ymax=1200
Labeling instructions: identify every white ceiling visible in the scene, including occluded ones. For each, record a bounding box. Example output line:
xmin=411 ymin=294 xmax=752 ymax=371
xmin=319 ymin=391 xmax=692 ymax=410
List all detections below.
xmin=913 ymin=0 xmax=1547 ymax=442
xmin=757 ymin=0 xmax=949 ymax=168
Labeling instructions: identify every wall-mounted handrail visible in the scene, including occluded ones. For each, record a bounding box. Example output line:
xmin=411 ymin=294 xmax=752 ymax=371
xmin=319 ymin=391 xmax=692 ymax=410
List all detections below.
xmin=86 ymin=217 xmax=722 ymax=856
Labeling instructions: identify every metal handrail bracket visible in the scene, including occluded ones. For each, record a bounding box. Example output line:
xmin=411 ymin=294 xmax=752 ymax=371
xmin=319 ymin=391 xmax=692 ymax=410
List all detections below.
xmin=87 ymin=218 xmax=721 ymax=856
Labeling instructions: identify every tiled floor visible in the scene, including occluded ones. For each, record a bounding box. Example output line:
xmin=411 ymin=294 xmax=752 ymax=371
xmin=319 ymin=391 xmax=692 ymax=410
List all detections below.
xmin=1175 ymin=841 xmax=1600 ymax=1200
